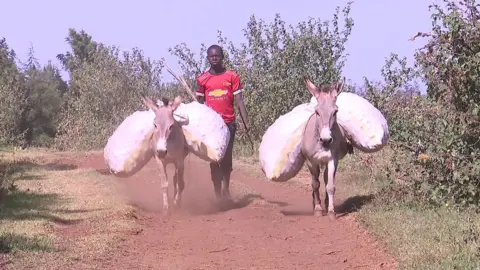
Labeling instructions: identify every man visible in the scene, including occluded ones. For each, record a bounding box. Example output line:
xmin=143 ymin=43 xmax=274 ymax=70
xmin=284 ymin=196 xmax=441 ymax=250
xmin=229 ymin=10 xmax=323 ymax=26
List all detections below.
xmin=195 ymin=44 xmax=249 ymax=200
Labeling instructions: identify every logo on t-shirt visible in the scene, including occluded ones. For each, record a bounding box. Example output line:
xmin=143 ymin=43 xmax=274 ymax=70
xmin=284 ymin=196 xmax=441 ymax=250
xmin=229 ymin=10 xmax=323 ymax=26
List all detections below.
xmin=208 ymin=89 xmax=228 ymax=98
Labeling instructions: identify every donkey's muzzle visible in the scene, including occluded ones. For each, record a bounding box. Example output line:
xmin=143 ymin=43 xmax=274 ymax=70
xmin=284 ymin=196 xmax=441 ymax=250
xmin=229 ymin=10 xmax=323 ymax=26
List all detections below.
xmin=156 ymin=150 xmax=167 ymax=158
xmin=321 ymin=137 xmax=333 ymax=148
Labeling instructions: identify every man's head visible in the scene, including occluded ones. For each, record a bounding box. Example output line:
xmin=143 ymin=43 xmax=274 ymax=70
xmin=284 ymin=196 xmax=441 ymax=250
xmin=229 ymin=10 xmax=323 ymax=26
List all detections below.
xmin=207 ymin=44 xmax=224 ymax=69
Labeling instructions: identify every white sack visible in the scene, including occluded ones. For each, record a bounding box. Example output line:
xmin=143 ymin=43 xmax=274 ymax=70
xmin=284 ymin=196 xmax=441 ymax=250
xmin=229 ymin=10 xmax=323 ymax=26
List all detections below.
xmin=259 ymin=103 xmax=315 ymax=182
xmin=310 ymin=92 xmax=389 ymax=153
xmin=152 ymin=100 xmax=230 ymax=162
xmin=103 ymin=110 xmax=155 ymax=178
xmin=173 ymin=101 xmax=230 ymax=163
xmin=104 ymin=101 xmax=230 ymax=178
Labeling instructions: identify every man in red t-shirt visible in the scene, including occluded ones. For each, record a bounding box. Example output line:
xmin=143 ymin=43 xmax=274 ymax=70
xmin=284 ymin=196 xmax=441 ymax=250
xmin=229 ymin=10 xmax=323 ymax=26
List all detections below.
xmin=195 ymin=44 xmax=249 ymax=200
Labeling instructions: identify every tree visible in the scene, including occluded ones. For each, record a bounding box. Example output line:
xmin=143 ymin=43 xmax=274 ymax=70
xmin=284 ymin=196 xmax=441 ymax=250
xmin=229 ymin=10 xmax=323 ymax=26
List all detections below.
xmin=22 ymin=43 xmax=40 ymax=72
xmin=57 ymin=28 xmax=98 ymax=74
xmin=20 ymin=62 xmax=68 ymax=147
xmin=363 ymin=0 xmax=480 ymax=207
xmin=0 ymin=38 xmax=27 ymax=145
xmin=170 ymin=2 xmax=354 ymax=142
xmin=54 ymin=45 xmax=164 ymax=150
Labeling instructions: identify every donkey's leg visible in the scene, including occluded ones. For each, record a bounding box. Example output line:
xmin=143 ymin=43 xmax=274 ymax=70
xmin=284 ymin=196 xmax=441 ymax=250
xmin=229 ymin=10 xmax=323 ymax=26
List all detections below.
xmin=325 ymin=159 xmax=338 ymax=221
xmin=172 ymin=168 xmax=178 ymax=206
xmin=154 ymin=156 xmax=169 ymax=213
xmin=174 ymin=162 xmax=185 ymax=207
xmin=323 ymin=167 xmax=329 ymax=213
xmin=307 ymin=161 xmax=322 ymax=217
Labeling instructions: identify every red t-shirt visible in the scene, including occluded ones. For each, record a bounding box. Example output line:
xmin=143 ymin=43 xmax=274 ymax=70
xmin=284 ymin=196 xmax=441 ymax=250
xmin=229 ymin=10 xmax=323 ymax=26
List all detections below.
xmin=195 ymin=70 xmax=244 ymax=124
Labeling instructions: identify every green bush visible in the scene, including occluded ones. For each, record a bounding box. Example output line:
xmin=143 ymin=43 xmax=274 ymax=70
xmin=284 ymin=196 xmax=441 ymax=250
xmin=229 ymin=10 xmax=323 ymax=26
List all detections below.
xmin=360 ymin=0 xmax=480 ymax=207
xmin=54 ymin=45 xmax=164 ymax=150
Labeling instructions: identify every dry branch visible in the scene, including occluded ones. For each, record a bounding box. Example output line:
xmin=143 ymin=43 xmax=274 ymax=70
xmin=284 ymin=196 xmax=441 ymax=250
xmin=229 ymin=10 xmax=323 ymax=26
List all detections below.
xmin=208 ymin=247 xmax=229 ymax=253
xmin=409 ymin=31 xmax=436 ymax=41
xmin=164 ymin=64 xmax=197 ymax=102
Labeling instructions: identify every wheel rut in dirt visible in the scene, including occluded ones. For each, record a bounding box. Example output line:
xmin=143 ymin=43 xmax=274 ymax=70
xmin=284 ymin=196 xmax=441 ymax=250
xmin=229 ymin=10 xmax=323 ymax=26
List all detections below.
xmin=80 ymin=153 xmax=397 ymax=270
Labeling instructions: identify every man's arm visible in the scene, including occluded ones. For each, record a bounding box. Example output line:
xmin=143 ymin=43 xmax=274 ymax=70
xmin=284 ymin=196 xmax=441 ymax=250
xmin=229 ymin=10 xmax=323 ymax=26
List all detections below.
xmin=232 ymin=75 xmax=249 ymax=130
xmin=195 ymin=76 xmax=205 ymax=104
xmin=235 ymin=92 xmax=249 ymax=130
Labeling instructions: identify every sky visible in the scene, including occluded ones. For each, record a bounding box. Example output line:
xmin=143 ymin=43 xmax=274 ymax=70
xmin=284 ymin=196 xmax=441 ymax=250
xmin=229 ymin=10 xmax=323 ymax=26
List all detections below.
xmin=1 ymin=0 xmax=436 ymax=88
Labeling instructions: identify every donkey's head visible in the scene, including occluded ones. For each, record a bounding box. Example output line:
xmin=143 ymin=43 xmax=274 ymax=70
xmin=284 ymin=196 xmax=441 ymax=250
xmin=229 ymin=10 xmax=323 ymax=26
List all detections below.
xmin=142 ymin=95 xmax=187 ymax=158
xmin=304 ymin=77 xmax=344 ymax=148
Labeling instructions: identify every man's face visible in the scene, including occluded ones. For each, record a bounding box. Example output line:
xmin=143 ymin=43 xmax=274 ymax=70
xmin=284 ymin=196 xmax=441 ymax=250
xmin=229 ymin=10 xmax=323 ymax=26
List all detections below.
xmin=207 ymin=48 xmax=223 ymax=68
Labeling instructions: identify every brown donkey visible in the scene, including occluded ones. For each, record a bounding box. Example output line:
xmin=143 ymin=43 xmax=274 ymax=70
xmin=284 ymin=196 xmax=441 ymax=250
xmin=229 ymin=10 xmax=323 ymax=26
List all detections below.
xmin=301 ymin=77 xmax=350 ymax=221
xmin=142 ymin=95 xmax=189 ymax=214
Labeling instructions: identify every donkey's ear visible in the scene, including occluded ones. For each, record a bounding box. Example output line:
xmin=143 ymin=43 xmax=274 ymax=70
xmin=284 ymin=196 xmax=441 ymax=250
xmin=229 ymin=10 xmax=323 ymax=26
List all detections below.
xmin=142 ymin=96 xmax=158 ymax=111
xmin=334 ymin=77 xmax=346 ymax=97
xmin=304 ymin=77 xmax=320 ymax=98
xmin=171 ymin=96 xmax=183 ymax=111
xmin=331 ymin=77 xmax=345 ymax=98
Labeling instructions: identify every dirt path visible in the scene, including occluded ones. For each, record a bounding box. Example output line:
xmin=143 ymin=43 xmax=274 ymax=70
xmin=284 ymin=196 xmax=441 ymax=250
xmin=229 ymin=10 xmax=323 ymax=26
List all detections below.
xmin=72 ymin=153 xmax=396 ymax=270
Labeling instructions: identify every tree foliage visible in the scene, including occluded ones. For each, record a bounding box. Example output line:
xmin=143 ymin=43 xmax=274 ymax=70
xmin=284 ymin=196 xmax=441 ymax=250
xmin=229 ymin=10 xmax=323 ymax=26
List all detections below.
xmin=56 ymin=29 xmax=98 ymax=73
xmin=54 ymin=45 xmax=164 ymax=150
xmin=363 ymin=0 xmax=480 ymax=207
xmin=170 ymin=3 xmax=354 ymax=140
xmin=0 ymin=38 xmax=27 ymax=145
xmin=20 ymin=63 xmax=67 ymax=147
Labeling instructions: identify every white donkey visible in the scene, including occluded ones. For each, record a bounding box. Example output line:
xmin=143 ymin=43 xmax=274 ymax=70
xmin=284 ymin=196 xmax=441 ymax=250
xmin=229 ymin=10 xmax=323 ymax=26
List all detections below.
xmin=142 ymin=95 xmax=190 ymax=213
xmin=301 ymin=77 xmax=350 ymax=221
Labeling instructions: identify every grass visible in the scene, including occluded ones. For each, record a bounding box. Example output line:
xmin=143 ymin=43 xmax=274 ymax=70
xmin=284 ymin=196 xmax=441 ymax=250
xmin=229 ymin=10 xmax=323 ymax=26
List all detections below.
xmin=0 ymin=233 xmax=54 ymax=253
xmin=0 ymin=148 xmax=139 ymax=269
xmin=358 ymin=203 xmax=480 ymax=270
xmin=233 ymin=143 xmax=480 ymax=270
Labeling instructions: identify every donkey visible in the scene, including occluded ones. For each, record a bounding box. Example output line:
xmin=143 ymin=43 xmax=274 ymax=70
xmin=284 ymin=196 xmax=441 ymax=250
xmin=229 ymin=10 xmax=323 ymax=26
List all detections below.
xmin=142 ymin=95 xmax=190 ymax=213
xmin=301 ymin=77 xmax=350 ymax=221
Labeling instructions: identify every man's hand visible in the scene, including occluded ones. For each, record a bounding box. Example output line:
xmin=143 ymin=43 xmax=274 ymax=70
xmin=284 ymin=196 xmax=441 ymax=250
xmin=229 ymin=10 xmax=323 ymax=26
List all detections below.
xmin=242 ymin=117 xmax=250 ymax=132
xmin=235 ymin=92 xmax=254 ymax=150
xmin=235 ymin=93 xmax=249 ymax=131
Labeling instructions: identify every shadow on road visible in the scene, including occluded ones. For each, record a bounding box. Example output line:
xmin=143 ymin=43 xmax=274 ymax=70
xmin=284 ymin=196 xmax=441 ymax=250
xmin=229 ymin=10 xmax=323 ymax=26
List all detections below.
xmin=336 ymin=194 xmax=374 ymax=214
xmin=279 ymin=194 xmax=375 ymax=217
xmin=190 ymin=193 xmax=264 ymax=215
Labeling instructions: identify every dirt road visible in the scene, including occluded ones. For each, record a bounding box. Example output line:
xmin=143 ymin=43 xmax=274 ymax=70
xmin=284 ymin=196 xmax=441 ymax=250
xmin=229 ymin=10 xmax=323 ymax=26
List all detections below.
xmin=73 ymin=153 xmax=396 ymax=270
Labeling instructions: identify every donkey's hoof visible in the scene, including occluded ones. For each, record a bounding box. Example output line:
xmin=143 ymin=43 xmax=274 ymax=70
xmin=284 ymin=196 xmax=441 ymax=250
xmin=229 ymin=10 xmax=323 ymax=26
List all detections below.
xmin=173 ymin=197 xmax=182 ymax=208
xmin=313 ymin=205 xmax=323 ymax=217
xmin=162 ymin=206 xmax=170 ymax=215
xmin=327 ymin=211 xmax=336 ymax=221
